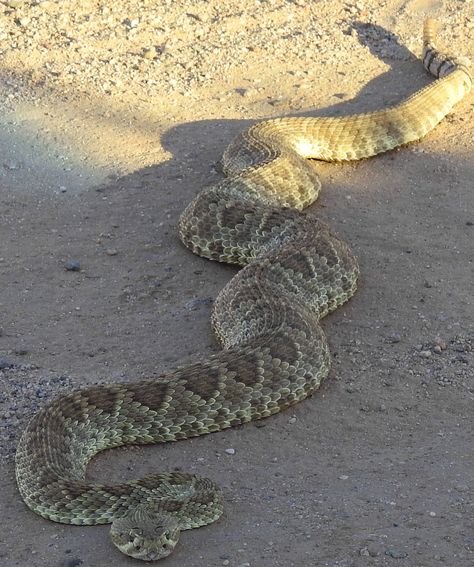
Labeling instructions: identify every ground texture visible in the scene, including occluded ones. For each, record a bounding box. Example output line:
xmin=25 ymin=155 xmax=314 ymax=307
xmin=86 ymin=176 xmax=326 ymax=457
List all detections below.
xmin=0 ymin=1 xmax=473 ymax=566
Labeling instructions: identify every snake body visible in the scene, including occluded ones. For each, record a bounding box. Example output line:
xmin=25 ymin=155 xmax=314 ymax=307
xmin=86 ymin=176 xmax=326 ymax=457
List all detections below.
xmin=15 ymin=20 xmax=471 ymax=561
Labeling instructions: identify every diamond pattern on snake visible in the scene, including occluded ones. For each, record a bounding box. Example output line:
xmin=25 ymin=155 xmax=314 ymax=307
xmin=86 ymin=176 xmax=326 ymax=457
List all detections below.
xmin=15 ymin=20 xmax=472 ymax=561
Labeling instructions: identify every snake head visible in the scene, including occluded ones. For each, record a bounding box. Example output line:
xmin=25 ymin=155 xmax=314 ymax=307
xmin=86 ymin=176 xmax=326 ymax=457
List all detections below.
xmin=110 ymin=506 xmax=180 ymax=561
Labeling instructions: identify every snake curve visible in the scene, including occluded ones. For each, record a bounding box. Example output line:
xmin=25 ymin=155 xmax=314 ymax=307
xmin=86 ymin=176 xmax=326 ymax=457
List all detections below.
xmin=15 ymin=19 xmax=472 ymax=561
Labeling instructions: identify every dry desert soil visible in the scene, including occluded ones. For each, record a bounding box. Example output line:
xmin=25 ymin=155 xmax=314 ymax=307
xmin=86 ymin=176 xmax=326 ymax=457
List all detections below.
xmin=0 ymin=1 xmax=473 ymax=567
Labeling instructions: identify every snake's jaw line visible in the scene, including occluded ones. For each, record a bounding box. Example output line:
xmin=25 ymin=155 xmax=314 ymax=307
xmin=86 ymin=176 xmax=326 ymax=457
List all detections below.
xmin=110 ymin=511 xmax=181 ymax=561
xmin=14 ymin=19 xmax=471 ymax=562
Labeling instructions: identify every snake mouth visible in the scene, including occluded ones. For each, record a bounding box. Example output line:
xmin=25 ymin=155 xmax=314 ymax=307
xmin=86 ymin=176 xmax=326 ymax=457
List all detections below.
xmin=110 ymin=514 xmax=181 ymax=561
xmin=114 ymin=532 xmax=176 ymax=561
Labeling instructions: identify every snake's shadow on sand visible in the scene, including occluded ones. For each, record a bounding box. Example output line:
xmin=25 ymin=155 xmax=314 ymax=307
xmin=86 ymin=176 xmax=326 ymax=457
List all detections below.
xmin=158 ymin=21 xmax=429 ymax=158
xmin=119 ymin=21 xmax=437 ymax=214
xmin=98 ymin=20 xmax=448 ymax=280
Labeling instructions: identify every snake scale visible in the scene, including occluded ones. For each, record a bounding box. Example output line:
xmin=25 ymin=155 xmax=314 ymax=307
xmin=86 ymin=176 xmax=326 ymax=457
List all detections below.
xmin=15 ymin=20 xmax=471 ymax=561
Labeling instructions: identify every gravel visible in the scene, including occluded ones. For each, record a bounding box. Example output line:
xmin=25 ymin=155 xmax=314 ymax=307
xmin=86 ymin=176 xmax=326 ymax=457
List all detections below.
xmin=0 ymin=0 xmax=471 ymax=107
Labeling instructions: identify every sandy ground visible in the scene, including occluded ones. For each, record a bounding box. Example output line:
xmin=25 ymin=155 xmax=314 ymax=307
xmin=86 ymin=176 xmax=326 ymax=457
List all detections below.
xmin=1 ymin=1 xmax=473 ymax=566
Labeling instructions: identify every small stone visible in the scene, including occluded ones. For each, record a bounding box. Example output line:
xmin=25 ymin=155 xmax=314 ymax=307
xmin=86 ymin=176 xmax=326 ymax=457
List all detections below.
xmin=433 ymin=345 xmax=442 ymax=354
xmin=0 ymin=358 xmax=14 ymax=369
xmin=225 ymin=448 xmax=235 ymax=455
xmin=434 ymin=337 xmax=447 ymax=350
xmin=429 ymin=511 xmax=436 ymax=517
xmin=184 ymin=297 xmax=213 ymax=310
xmin=106 ymin=248 xmax=118 ymax=256
xmin=222 ymin=561 xmax=230 ymax=566
xmin=4 ymin=160 xmax=19 ymax=170
xmin=124 ymin=18 xmax=139 ymax=28
xmin=419 ymin=349 xmax=432 ymax=358
xmin=288 ymin=416 xmax=297 ymax=424
xmin=359 ymin=547 xmax=370 ymax=556
xmin=338 ymin=475 xmax=349 ymax=480
xmin=59 ymin=186 xmax=67 ymax=193
xmin=64 ymin=260 xmax=81 ymax=272
xmin=4 ymin=0 xmax=24 ymax=8
xmin=386 ymin=332 xmax=401 ymax=343
xmin=14 ymin=347 xmax=28 ymax=355
xmin=143 ymin=48 xmax=156 ymax=60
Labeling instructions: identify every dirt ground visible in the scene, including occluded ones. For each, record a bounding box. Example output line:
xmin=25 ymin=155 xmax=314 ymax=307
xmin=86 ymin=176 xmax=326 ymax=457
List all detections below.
xmin=1 ymin=1 xmax=473 ymax=566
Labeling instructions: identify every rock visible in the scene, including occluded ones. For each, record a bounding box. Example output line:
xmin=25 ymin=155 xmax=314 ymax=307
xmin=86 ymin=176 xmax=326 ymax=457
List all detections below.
xmin=0 ymin=358 xmax=15 ymax=369
xmin=386 ymin=332 xmax=401 ymax=343
xmin=143 ymin=48 xmax=156 ymax=59
xmin=184 ymin=297 xmax=213 ymax=310
xmin=4 ymin=160 xmax=19 ymax=170
xmin=4 ymin=0 xmax=24 ymax=8
xmin=225 ymin=448 xmax=235 ymax=455
xmin=64 ymin=260 xmax=81 ymax=271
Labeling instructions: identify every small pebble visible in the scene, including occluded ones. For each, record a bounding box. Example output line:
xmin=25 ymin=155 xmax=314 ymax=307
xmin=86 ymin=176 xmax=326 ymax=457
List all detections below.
xmin=288 ymin=416 xmax=297 ymax=424
xmin=338 ymin=475 xmax=349 ymax=480
xmin=4 ymin=160 xmax=19 ymax=170
xmin=419 ymin=349 xmax=432 ymax=358
xmin=185 ymin=297 xmax=213 ymax=310
xmin=64 ymin=260 xmax=81 ymax=271
xmin=386 ymin=332 xmax=401 ymax=343
xmin=14 ymin=348 xmax=28 ymax=355
xmin=4 ymin=0 xmax=24 ymax=7
xmin=429 ymin=511 xmax=436 ymax=517
xmin=0 ymin=358 xmax=15 ymax=369
xmin=225 ymin=448 xmax=235 ymax=455
xmin=143 ymin=48 xmax=156 ymax=60
xmin=106 ymin=248 xmax=118 ymax=256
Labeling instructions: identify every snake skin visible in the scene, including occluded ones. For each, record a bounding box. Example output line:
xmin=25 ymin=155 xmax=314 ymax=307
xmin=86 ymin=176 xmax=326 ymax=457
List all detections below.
xmin=15 ymin=20 xmax=472 ymax=561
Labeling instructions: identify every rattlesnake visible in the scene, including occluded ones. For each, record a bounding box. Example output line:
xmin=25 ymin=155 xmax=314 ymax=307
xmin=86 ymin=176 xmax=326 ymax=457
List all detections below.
xmin=15 ymin=20 xmax=471 ymax=561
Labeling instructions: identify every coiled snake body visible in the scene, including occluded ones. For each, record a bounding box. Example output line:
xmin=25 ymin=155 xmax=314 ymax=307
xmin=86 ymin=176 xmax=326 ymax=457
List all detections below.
xmin=15 ymin=20 xmax=472 ymax=561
